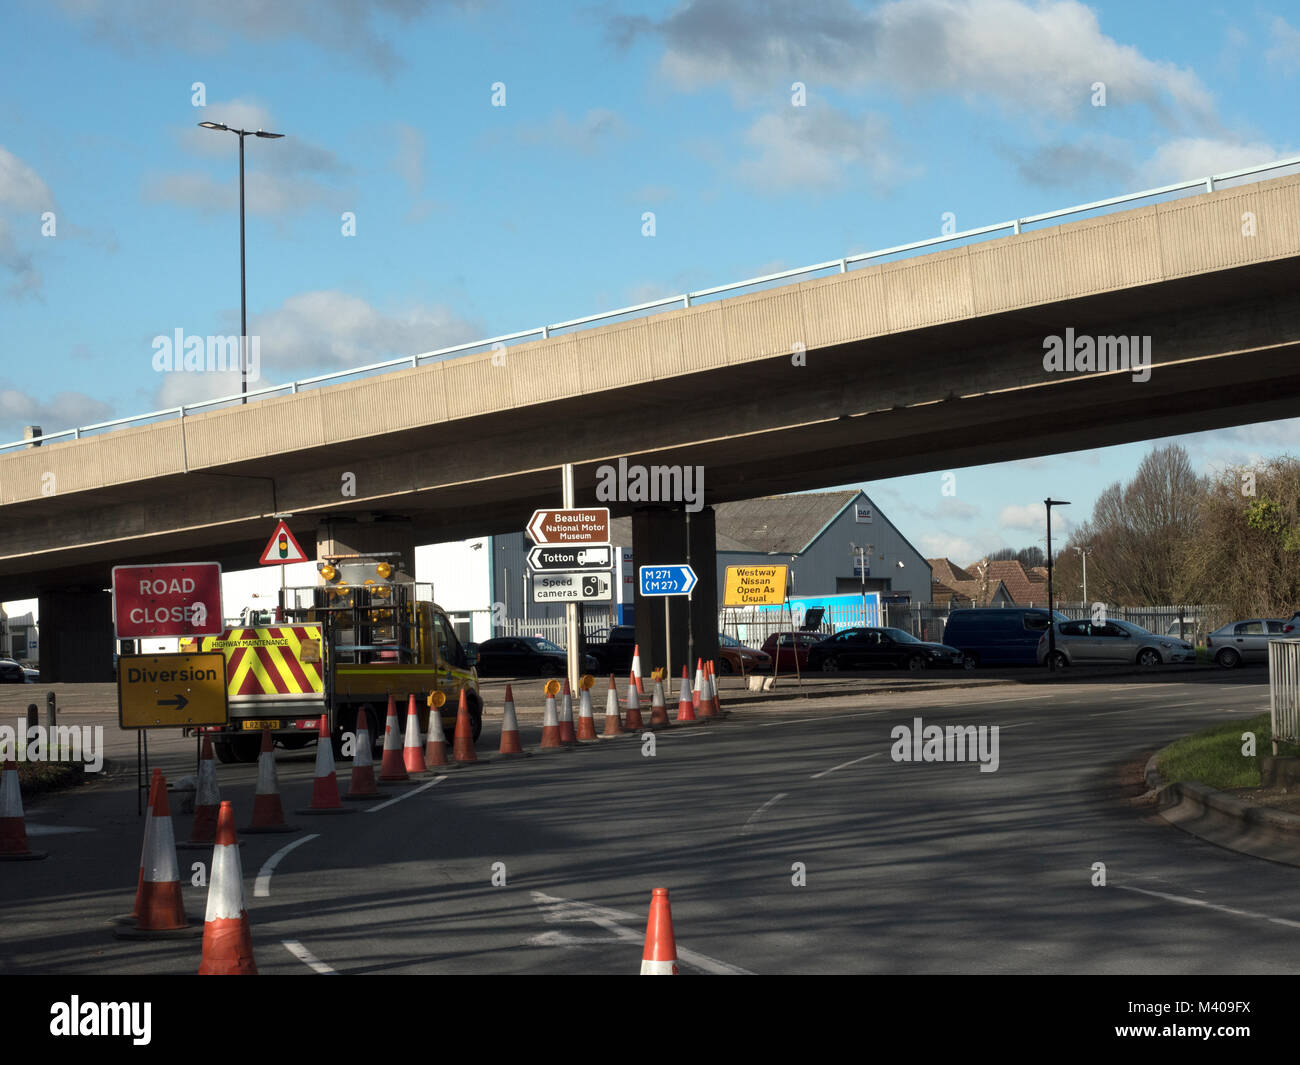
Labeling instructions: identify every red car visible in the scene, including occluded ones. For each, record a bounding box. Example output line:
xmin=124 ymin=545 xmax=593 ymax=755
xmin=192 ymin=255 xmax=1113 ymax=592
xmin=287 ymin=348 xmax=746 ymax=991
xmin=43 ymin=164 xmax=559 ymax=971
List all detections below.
xmin=759 ymin=631 xmax=826 ymax=673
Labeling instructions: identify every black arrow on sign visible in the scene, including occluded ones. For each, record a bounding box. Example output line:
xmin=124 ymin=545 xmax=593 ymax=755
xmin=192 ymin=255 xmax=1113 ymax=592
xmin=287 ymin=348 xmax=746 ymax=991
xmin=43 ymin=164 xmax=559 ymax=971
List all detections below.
xmin=157 ymin=694 xmax=189 ymax=711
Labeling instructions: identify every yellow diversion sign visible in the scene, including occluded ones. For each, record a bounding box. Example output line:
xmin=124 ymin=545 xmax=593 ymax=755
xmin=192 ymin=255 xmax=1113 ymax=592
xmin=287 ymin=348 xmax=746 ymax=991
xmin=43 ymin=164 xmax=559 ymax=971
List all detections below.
xmin=723 ymin=565 xmax=789 ymax=607
xmin=118 ymin=652 xmax=229 ymax=729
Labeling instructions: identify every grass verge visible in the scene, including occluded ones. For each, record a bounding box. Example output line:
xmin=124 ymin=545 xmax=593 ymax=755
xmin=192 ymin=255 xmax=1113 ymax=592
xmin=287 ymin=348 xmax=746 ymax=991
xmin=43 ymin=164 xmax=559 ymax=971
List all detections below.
xmin=1157 ymin=713 xmax=1300 ymax=789
xmin=14 ymin=760 xmax=86 ymax=797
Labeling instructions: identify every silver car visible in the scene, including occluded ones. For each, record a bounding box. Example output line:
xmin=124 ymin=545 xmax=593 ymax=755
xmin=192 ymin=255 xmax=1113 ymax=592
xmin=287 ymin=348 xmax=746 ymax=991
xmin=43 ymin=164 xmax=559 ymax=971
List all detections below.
xmin=1206 ymin=618 xmax=1288 ymax=668
xmin=1037 ymin=618 xmax=1195 ymax=668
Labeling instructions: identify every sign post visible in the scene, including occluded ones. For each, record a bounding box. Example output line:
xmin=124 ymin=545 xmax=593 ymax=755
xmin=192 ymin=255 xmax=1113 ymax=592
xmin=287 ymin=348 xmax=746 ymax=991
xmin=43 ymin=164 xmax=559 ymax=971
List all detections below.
xmin=723 ymin=565 xmax=792 ymax=687
xmin=259 ymin=519 xmax=308 ymax=621
xmin=639 ymin=565 xmax=697 ymax=683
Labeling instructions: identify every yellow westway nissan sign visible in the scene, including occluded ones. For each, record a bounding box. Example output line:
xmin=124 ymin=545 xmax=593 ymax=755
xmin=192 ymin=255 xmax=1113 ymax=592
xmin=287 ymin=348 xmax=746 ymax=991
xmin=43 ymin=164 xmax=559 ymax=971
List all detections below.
xmin=723 ymin=565 xmax=789 ymax=606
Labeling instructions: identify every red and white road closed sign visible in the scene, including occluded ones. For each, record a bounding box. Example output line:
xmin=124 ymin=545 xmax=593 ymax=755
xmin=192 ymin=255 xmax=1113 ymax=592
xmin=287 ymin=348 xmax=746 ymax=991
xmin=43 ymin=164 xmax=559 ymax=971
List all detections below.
xmin=112 ymin=563 xmax=224 ymax=638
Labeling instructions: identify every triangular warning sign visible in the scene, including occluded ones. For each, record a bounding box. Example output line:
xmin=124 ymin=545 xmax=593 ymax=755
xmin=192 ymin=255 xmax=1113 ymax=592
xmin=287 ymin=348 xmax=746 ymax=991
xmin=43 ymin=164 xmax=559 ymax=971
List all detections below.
xmin=259 ymin=521 xmax=309 ymax=565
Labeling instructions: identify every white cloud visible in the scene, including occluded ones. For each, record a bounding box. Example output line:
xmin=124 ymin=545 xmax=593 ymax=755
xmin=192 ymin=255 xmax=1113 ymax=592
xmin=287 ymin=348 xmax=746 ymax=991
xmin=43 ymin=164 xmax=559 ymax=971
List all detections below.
xmin=735 ymin=106 xmax=915 ymax=192
xmin=1266 ymin=16 xmax=1300 ymax=75
xmin=1139 ymin=137 xmax=1295 ymax=185
xmin=998 ymin=503 xmax=1047 ymax=532
xmin=0 ymin=147 xmax=53 ymax=212
xmin=0 ymin=388 xmax=113 ymax=437
xmin=516 ymin=109 xmax=629 ymax=155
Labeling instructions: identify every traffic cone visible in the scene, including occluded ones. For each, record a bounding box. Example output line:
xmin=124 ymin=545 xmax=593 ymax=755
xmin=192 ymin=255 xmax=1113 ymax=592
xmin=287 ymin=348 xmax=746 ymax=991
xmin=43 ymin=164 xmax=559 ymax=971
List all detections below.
xmin=602 ymin=675 xmax=625 ymax=737
xmin=452 ymin=689 xmax=477 ymax=764
xmin=297 ymin=715 xmax=353 ymax=815
xmin=632 ymin=645 xmax=645 ymax=695
xmin=379 ymin=694 xmax=410 ymax=782
xmin=0 ymin=758 xmax=46 ymax=860
xmin=708 ymin=661 xmax=724 ymax=713
xmin=676 ymin=667 xmax=697 ymax=723
xmin=124 ymin=770 xmax=163 ymax=920
xmin=403 ymin=695 xmax=428 ymax=775
xmin=499 ymin=685 xmax=525 ymax=756
xmin=649 ymin=679 xmax=670 ymax=727
xmin=576 ymin=683 xmax=599 ymax=742
xmin=697 ymin=661 xmax=717 ymax=719
xmin=178 ymin=736 xmax=221 ymax=849
xmin=346 ymin=710 xmax=381 ymax=799
xmin=425 ymin=696 xmax=450 ymax=766
xmin=243 ymin=728 xmax=297 ymax=833
xmin=198 ymin=801 xmax=256 ymax=975
xmin=540 ymin=687 xmax=563 ymax=749
xmin=558 ymin=680 xmax=578 ymax=746
xmin=117 ymin=773 xmax=198 ymax=937
xmin=640 ymin=888 xmax=679 ymax=975
xmin=624 ymin=674 xmax=644 ymax=729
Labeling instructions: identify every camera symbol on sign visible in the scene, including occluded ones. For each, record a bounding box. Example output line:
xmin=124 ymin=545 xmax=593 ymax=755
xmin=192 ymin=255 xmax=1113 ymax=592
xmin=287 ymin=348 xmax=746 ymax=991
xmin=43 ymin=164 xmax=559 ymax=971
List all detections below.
xmin=582 ymin=575 xmax=603 ymax=597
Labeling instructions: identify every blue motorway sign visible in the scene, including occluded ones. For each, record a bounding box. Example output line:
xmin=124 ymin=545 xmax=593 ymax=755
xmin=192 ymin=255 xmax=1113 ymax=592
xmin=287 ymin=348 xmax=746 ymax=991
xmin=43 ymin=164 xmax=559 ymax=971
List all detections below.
xmin=639 ymin=564 xmax=697 ymax=597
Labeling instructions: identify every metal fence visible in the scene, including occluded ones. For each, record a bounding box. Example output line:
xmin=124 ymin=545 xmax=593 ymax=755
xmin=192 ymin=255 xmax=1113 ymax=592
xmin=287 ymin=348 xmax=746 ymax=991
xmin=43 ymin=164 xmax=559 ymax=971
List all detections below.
xmin=1269 ymin=640 xmax=1300 ymax=749
xmin=492 ymin=612 xmax=617 ymax=644
xmin=6 ymin=153 xmax=1300 ymax=454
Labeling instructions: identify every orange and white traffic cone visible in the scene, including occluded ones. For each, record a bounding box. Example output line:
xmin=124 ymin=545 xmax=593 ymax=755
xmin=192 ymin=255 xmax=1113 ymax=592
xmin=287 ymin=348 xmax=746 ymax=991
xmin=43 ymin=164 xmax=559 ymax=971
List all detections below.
xmin=676 ymin=667 xmax=697 ymax=723
xmin=499 ymin=685 xmax=525 ymax=756
xmin=640 ymin=888 xmax=679 ymax=975
xmin=118 ymin=773 xmax=198 ymax=937
xmin=697 ymin=661 xmax=717 ymax=719
xmin=708 ymin=661 xmax=724 ymax=714
xmin=576 ymin=683 xmax=599 ymax=742
xmin=379 ymin=694 xmax=410 ymax=782
xmin=403 ymin=695 xmax=428 ymax=775
xmin=297 ymin=715 xmax=353 ymax=815
xmin=632 ymin=645 xmax=645 ymax=695
xmin=602 ymin=674 xmax=625 ymax=737
xmin=178 ymin=736 xmax=221 ymax=849
xmin=122 ymin=769 xmax=163 ymax=922
xmin=558 ymin=680 xmax=578 ymax=746
xmin=540 ymin=684 xmax=563 ymax=749
xmin=649 ymin=678 xmax=670 ymax=727
xmin=198 ymin=801 xmax=256 ymax=975
xmin=346 ymin=710 xmax=381 ymax=799
xmin=0 ymin=758 xmax=46 ymax=861
xmin=425 ymin=694 xmax=450 ymax=767
xmin=452 ymin=689 xmax=477 ymax=764
xmin=624 ymin=674 xmax=644 ymax=730
xmin=243 ymin=728 xmax=297 ymax=833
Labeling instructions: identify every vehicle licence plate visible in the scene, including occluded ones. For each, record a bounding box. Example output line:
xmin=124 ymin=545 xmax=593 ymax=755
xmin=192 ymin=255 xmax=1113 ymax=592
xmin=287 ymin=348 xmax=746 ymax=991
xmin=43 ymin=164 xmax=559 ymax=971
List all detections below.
xmin=241 ymin=719 xmax=281 ymax=730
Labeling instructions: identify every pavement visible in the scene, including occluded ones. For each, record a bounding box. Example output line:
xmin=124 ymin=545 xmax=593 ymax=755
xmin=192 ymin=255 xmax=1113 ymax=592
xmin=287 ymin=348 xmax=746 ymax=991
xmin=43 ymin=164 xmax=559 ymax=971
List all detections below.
xmin=4 ymin=666 xmax=1298 ymax=975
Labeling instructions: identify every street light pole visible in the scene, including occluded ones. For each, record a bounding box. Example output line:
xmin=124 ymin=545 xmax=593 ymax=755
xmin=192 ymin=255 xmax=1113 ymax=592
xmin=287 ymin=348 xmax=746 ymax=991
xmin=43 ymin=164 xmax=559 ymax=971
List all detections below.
xmin=197 ymin=122 xmax=284 ymax=405
xmin=1045 ymin=498 xmax=1071 ymax=671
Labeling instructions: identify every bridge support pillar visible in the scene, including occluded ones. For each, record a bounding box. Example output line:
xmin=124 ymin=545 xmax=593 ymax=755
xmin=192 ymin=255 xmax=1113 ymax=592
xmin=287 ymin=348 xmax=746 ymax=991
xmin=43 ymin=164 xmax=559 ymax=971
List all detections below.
xmin=38 ymin=589 xmax=114 ymax=682
xmin=632 ymin=505 xmax=717 ymax=682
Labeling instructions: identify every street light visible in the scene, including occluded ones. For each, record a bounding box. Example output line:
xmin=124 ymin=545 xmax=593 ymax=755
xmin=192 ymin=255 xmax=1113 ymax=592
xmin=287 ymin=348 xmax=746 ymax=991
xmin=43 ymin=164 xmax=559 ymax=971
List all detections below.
xmin=198 ymin=121 xmax=285 ymax=404
xmin=1075 ymin=544 xmax=1090 ymax=604
xmin=849 ymin=542 xmax=873 ymax=626
xmin=1044 ymin=499 xmax=1071 ymax=672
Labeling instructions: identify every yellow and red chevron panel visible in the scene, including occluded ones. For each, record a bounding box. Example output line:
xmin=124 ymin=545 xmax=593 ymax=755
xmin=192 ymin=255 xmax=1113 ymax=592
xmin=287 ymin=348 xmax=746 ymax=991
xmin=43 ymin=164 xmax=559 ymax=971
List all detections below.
xmin=198 ymin=627 xmax=324 ymax=698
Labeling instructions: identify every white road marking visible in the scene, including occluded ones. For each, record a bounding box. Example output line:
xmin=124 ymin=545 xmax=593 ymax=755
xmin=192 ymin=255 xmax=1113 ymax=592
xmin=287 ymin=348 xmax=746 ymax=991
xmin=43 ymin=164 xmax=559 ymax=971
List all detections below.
xmin=1117 ymin=885 xmax=1300 ymax=930
xmin=364 ymin=774 xmax=447 ymax=812
xmin=1088 ymin=702 xmax=1198 ymax=718
xmin=811 ymin=752 xmax=882 ymax=779
xmin=740 ymin=792 xmax=787 ymax=836
xmin=25 ymin=823 xmax=93 ymax=836
xmin=530 ymin=891 xmax=753 ymax=975
xmin=758 ymin=711 xmax=885 ymax=727
xmin=282 ymin=939 xmax=338 ymax=974
xmin=254 ymin=834 xmax=319 ymax=898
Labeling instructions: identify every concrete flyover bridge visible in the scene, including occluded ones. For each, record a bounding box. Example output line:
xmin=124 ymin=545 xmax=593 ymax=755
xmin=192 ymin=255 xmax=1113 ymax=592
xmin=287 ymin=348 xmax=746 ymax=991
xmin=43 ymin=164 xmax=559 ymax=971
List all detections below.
xmin=3 ymin=163 xmax=1300 ymax=677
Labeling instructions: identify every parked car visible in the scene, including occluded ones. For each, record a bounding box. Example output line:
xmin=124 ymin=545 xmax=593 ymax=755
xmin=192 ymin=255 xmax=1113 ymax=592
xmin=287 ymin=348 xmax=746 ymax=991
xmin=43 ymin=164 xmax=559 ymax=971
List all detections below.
xmin=806 ymin=627 xmax=962 ymax=672
xmin=585 ymin=625 xmax=637 ymax=675
xmin=0 ymin=659 xmax=25 ymax=684
xmin=472 ymin=636 xmax=597 ymax=677
xmin=941 ymin=608 xmax=1065 ymax=669
xmin=1205 ymin=619 xmax=1288 ymax=668
xmin=1283 ymin=612 xmax=1300 ymax=635
xmin=759 ymin=631 xmax=826 ymax=672
xmin=716 ymin=633 xmax=771 ymax=674
xmin=22 ymin=667 xmax=38 ymax=683
xmin=1037 ymin=619 xmax=1194 ymax=668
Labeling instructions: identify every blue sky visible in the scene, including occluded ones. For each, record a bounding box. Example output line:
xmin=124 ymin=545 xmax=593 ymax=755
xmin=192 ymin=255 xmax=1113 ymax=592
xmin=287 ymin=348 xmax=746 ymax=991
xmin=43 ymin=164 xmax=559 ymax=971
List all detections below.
xmin=2 ymin=0 xmax=1299 ymax=569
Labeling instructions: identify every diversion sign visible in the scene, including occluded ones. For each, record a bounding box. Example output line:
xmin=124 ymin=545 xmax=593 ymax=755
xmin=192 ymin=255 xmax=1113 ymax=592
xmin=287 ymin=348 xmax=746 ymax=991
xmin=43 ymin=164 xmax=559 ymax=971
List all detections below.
xmin=723 ymin=565 xmax=789 ymax=607
xmin=118 ymin=652 xmax=230 ymax=729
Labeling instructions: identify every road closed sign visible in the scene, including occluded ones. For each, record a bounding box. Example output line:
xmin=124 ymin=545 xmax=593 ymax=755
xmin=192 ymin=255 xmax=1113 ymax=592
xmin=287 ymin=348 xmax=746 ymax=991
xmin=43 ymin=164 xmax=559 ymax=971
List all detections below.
xmin=723 ymin=564 xmax=789 ymax=607
xmin=112 ymin=563 xmax=224 ymax=638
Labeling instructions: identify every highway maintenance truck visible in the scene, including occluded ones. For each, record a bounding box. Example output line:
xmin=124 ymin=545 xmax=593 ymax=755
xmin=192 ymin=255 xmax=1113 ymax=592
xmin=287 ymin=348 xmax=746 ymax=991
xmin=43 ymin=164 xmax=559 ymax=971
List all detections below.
xmin=185 ymin=554 xmax=481 ymax=763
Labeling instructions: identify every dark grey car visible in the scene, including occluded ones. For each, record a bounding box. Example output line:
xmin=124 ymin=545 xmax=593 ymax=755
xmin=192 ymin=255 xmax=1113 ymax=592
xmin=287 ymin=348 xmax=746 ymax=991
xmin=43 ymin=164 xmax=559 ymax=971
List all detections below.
xmin=1206 ymin=619 xmax=1288 ymax=668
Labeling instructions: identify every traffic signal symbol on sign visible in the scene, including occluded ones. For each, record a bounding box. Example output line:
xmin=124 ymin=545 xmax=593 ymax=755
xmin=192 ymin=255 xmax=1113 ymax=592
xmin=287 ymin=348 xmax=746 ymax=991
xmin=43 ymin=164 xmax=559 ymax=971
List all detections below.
xmin=259 ymin=521 xmax=309 ymax=566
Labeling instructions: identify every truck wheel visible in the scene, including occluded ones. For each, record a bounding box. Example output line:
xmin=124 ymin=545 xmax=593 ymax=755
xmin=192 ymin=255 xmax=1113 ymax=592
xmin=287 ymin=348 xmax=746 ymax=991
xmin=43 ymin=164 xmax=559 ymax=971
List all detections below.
xmin=213 ymin=740 xmax=237 ymax=764
xmin=233 ymin=735 xmax=261 ymax=763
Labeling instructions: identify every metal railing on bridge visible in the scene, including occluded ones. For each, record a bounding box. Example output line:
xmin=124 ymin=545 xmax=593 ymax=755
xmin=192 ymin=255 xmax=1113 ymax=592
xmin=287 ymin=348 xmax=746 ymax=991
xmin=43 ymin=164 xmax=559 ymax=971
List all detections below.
xmin=6 ymin=153 xmax=1300 ymax=454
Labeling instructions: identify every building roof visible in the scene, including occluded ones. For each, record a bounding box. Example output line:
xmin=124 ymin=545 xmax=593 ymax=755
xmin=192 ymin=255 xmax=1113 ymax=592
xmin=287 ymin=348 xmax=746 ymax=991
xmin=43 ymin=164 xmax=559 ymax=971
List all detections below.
xmin=608 ymin=490 xmax=863 ymax=555
xmin=928 ymin=558 xmax=975 ymax=586
xmin=977 ymin=560 xmax=1048 ymax=605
